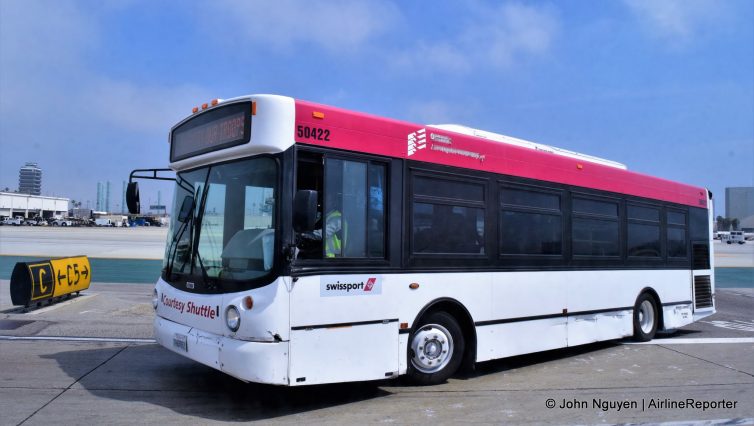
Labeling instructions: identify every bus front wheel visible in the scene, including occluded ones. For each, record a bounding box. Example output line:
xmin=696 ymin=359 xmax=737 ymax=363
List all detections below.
xmin=407 ymin=311 xmax=464 ymax=385
xmin=632 ymin=293 xmax=659 ymax=342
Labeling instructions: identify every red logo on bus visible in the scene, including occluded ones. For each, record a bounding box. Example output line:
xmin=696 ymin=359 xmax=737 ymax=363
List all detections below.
xmin=364 ymin=278 xmax=376 ymax=291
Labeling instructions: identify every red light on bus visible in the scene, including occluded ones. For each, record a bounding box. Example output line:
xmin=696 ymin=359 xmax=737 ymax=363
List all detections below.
xmin=201 ymin=103 xmax=209 ymax=110
xmin=243 ymin=296 xmax=253 ymax=310
xmin=192 ymin=106 xmax=199 ymax=113
xmin=211 ymin=99 xmax=220 ymax=106
xmin=312 ymin=111 xmax=325 ymax=119
xmin=409 ymin=283 xmax=419 ymax=290
xmin=251 ymin=101 xmax=257 ymax=116
xmin=576 ymin=164 xmax=583 ymax=170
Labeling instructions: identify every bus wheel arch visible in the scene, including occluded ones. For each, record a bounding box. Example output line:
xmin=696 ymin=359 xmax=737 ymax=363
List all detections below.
xmin=632 ymin=288 xmax=662 ymax=342
xmin=407 ymin=298 xmax=476 ymax=385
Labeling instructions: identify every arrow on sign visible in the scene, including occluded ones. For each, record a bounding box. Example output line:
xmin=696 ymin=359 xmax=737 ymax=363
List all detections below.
xmin=57 ymin=270 xmax=67 ymax=285
xmin=81 ymin=265 xmax=89 ymax=279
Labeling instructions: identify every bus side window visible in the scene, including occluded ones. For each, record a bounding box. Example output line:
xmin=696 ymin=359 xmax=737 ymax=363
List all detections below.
xmin=294 ymin=151 xmax=386 ymax=260
xmin=323 ymin=159 xmax=386 ymax=259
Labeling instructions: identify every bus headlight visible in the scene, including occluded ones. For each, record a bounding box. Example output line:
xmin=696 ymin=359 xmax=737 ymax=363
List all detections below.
xmin=226 ymin=305 xmax=241 ymax=332
xmin=152 ymin=289 xmax=158 ymax=310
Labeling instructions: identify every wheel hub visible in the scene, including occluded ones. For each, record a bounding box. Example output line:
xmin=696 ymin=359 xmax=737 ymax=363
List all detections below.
xmin=410 ymin=324 xmax=454 ymax=373
xmin=639 ymin=300 xmax=655 ymax=334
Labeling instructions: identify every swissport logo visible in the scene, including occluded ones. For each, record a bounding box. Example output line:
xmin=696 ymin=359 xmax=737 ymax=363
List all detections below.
xmin=320 ymin=275 xmax=382 ymax=297
xmin=407 ymin=129 xmax=426 ymax=156
xmin=364 ymin=278 xmax=376 ymax=291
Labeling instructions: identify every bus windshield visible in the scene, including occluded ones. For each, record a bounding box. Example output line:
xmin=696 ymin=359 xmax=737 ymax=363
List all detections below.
xmin=163 ymin=157 xmax=278 ymax=292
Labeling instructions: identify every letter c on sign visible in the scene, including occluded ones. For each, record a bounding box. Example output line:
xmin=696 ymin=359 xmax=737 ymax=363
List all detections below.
xmin=39 ymin=268 xmax=47 ymax=293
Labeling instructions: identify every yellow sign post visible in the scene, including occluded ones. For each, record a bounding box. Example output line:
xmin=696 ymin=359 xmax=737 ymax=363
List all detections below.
xmin=10 ymin=256 xmax=91 ymax=307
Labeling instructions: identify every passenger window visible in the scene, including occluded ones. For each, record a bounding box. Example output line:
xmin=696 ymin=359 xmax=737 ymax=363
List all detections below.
xmin=627 ymin=204 xmax=660 ymax=258
xmin=500 ymin=186 xmax=562 ymax=256
xmin=411 ymin=173 xmax=486 ymax=255
xmin=572 ymin=196 xmax=620 ymax=257
xmin=667 ymin=210 xmax=688 ymax=259
xmin=413 ymin=203 xmax=484 ymax=254
xmin=573 ymin=198 xmax=618 ymax=216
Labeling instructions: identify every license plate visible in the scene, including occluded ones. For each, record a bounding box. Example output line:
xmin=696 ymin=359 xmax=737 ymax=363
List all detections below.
xmin=173 ymin=333 xmax=188 ymax=352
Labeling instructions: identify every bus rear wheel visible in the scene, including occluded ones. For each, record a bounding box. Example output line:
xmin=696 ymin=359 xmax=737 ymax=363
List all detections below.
xmin=632 ymin=293 xmax=659 ymax=342
xmin=407 ymin=311 xmax=464 ymax=385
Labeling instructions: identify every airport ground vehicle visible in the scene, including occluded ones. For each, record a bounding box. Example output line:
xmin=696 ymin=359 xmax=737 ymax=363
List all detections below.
xmin=721 ymin=231 xmax=746 ymax=244
xmin=127 ymin=94 xmax=715 ymax=386
xmin=1 ymin=217 xmax=24 ymax=226
xmin=51 ymin=219 xmax=73 ymax=227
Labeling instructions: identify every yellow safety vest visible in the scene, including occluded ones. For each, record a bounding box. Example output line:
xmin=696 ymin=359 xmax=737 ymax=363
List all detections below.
xmin=325 ymin=210 xmax=347 ymax=258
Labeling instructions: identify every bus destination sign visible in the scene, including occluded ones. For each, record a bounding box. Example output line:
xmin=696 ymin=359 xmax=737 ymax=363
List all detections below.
xmin=171 ymin=101 xmax=252 ymax=162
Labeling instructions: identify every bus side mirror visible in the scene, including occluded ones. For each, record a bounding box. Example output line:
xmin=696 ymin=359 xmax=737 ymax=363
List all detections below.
xmin=293 ymin=190 xmax=318 ymax=232
xmin=177 ymin=195 xmax=194 ymax=223
xmin=126 ymin=182 xmax=140 ymax=214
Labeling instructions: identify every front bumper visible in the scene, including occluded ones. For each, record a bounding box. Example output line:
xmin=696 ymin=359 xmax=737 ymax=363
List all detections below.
xmin=154 ymin=316 xmax=289 ymax=385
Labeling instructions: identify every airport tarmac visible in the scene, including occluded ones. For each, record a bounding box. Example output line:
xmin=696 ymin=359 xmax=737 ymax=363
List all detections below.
xmin=0 ymin=227 xmax=168 ymax=259
xmin=0 ymin=227 xmax=752 ymax=424
xmin=0 ymin=281 xmax=752 ymax=425
xmin=1 ymin=226 xmax=752 ymax=266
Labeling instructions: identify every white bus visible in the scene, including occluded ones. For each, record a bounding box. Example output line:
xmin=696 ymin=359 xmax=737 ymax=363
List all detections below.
xmin=127 ymin=94 xmax=715 ymax=386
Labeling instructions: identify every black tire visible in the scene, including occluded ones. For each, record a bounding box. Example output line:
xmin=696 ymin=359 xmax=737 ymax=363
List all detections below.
xmin=632 ymin=293 xmax=659 ymax=342
xmin=407 ymin=311 xmax=465 ymax=385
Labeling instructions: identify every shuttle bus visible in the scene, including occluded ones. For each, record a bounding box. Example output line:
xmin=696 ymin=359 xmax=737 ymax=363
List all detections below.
xmin=127 ymin=94 xmax=715 ymax=386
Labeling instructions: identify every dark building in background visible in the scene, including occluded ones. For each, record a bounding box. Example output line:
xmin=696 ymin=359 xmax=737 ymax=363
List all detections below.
xmin=18 ymin=162 xmax=42 ymax=196
xmin=725 ymin=187 xmax=754 ymax=230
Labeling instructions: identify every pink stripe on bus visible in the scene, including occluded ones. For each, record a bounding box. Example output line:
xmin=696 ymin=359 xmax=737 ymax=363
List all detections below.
xmin=294 ymin=100 xmax=706 ymax=208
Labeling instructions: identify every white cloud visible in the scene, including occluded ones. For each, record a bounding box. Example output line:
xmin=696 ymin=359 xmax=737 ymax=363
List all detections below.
xmin=200 ymin=0 xmax=400 ymax=53
xmin=465 ymin=3 xmax=559 ymax=68
xmin=624 ymin=0 xmax=729 ymax=45
xmin=392 ymin=3 xmax=560 ymax=73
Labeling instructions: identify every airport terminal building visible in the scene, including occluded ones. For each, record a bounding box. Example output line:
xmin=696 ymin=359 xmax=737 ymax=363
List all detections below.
xmin=0 ymin=192 xmax=69 ymax=219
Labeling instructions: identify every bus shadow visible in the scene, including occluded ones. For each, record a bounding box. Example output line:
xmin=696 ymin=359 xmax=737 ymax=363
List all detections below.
xmin=42 ymin=344 xmax=392 ymax=422
xmin=443 ymin=329 xmax=705 ymax=383
xmin=455 ymin=341 xmax=621 ymax=382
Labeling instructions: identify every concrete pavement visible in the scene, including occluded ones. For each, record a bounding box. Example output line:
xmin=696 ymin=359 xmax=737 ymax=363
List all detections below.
xmin=0 ymin=284 xmax=752 ymax=425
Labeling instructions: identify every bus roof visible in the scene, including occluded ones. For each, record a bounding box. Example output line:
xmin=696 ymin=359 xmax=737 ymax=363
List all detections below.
xmin=294 ymin=99 xmax=708 ymax=209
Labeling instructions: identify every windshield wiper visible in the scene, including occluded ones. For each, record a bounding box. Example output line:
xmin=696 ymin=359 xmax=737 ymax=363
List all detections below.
xmin=189 ymin=170 xmax=213 ymax=286
xmin=166 ymin=209 xmax=193 ymax=279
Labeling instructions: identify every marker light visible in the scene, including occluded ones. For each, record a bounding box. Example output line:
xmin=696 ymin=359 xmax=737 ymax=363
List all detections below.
xmin=251 ymin=101 xmax=257 ymax=116
xmin=211 ymin=99 xmax=220 ymax=106
xmin=312 ymin=111 xmax=325 ymax=119
xmin=226 ymin=305 xmax=241 ymax=332
xmin=201 ymin=103 xmax=209 ymax=110
xmin=192 ymin=107 xmax=199 ymax=114
xmin=152 ymin=289 xmax=158 ymax=310
xmin=243 ymin=296 xmax=253 ymax=310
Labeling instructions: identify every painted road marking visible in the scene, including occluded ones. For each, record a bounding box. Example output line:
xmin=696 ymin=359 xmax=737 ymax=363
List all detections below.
xmin=702 ymin=320 xmax=754 ymax=332
xmin=626 ymin=337 xmax=754 ymax=345
xmin=0 ymin=335 xmax=156 ymax=344
xmin=588 ymin=418 xmax=754 ymax=426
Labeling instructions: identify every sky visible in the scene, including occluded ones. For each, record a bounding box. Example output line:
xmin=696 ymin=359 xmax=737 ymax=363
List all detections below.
xmin=0 ymin=0 xmax=752 ymax=215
